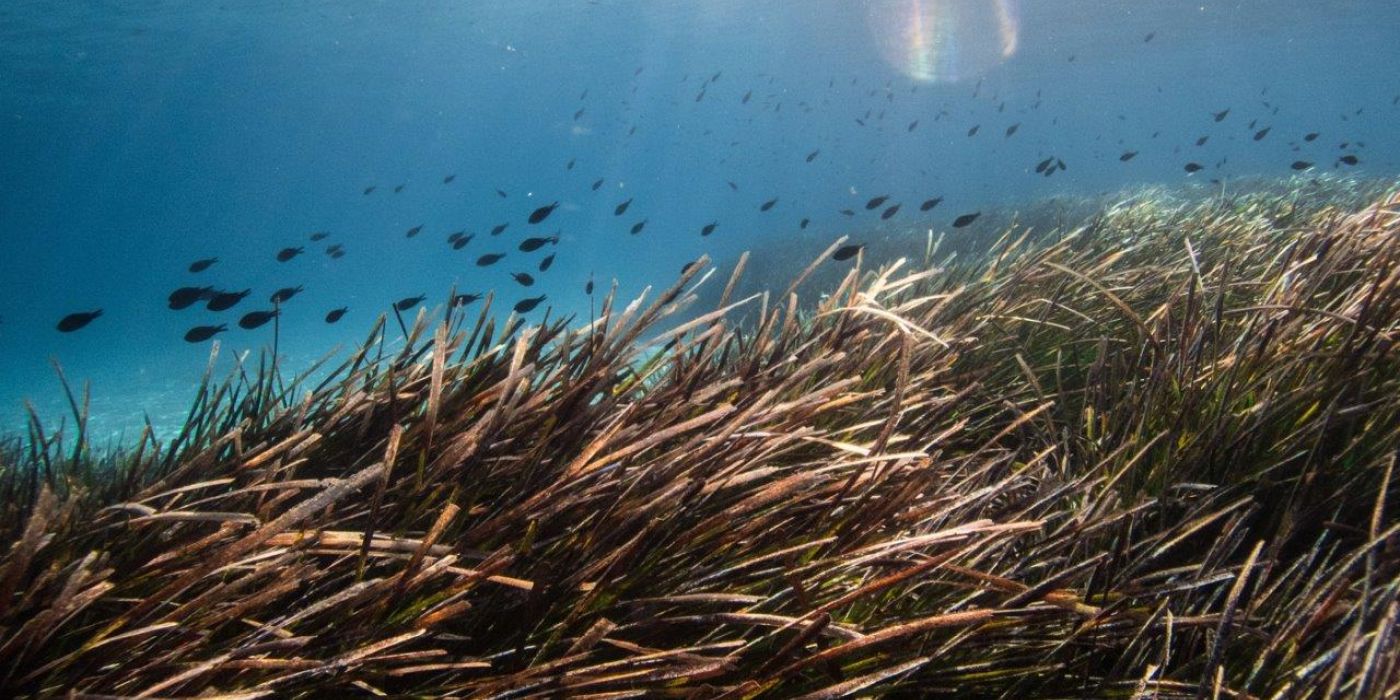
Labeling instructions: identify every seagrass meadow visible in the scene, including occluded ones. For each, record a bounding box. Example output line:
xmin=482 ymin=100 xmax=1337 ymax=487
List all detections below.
xmin=2 ymin=179 xmax=1399 ymax=698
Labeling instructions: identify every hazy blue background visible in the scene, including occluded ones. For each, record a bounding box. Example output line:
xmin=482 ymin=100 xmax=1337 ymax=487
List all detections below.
xmin=1 ymin=0 xmax=1397 ymax=443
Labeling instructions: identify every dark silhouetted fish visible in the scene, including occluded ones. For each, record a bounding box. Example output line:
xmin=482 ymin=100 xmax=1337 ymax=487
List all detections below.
xmin=1120 ymin=151 xmax=1138 ymax=162
xmin=405 ymin=225 xmax=423 ymax=238
xmin=276 ymin=247 xmax=304 ymax=262
xmin=394 ymin=295 xmax=426 ymax=312
xmin=1291 ymin=161 xmax=1314 ymax=170
xmin=496 ymin=189 xmax=508 ymax=198
xmin=450 ymin=294 xmax=480 ymax=307
xmin=519 ymin=236 xmax=558 ymax=252
xmin=806 ymin=149 xmax=820 ymax=163
xmin=56 ymin=310 xmax=101 ymax=333
xmin=539 ymin=253 xmax=555 ymax=272
xmin=1213 ymin=108 xmax=1230 ymax=122
xmin=920 ymin=197 xmax=943 ymax=211
xmin=511 ymin=272 xmax=535 ymax=286
xmin=840 ymin=209 xmax=855 ymax=217
xmin=800 ymin=217 xmax=810 ymax=229
xmin=206 ymin=289 xmax=250 ymax=312
xmin=742 ymin=90 xmax=752 ymax=104
xmin=1304 ymin=132 xmax=1319 ymax=142
xmin=760 ymin=197 xmax=778 ymax=212
xmin=1005 ymin=123 xmax=1020 ymax=138
xmin=1254 ymin=127 xmax=1271 ymax=141
xmin=363 ymin=185 xmax=376 ymax=195
xmin=184 ymin=324 xmax=226 ymax=343
xmin=1196 ymin=135 xmax=1209 ymax=146
xmin=270 ymin=285 xmax=303 ymax=304
xmin=447 ymin=231 xmax=465 ymax=243
xmin=393 ymin=184 xmax=404 ymax=193
xmin=188 ymin=257 xmax=218 ymax=273
xmin=881 ymin=204 xmax=901 ymax=220
xmin=1338 ymin=154 xmax=1359 ymax=166
xmin=1184 ymin=162 xmax=1204 ymax=173
xmin=238 ymin=309 xmax=278 ymax=330
xmin=726 ymin=180 xmax=738 ymax=191
xmin=169 ymin=286 xmax=213 ymax=310
xmin=614 ymin=198 xmax=632 ymax=216
xmin=967 ymin=125 xmax=980 ymax=137
xmin=1144 ymin=31 xmax=1156 ymax=42
xmin=443 ymin=174 xmax=456 ymax=184
xmin=491 ymin=223 xmax=509 ymax=236
xmin=309 ymin=231 xmax=330 ymax=241
xmin=952 ymin=212 xmax=981 ymax=228
xmin=907 ymin=119 xmax=919 ymax=132
xmin=592 ymin=178 xmax=604 ymax=191
xmin=832 ymin=244 xmax=864 ymax=261
xmin=452 ymin=234 xmax=474 ymax=250
xmin=865 ymin=195 xmax=889 ymax=210
xmin=325 ymin=307 xmax=348 ymax=323
xmin=528 ymin=201 xmax=559 ymax=224
xmin=477 ymin=253 xmax=505 ymax=266
xmin=1036 ymin=157 xmax=1054 ymax=173
xmin=585 ymin=276 xmax=594 ymax=295
xmin=630 ymin=219 xmax=647 ymax=234
xmin=514 ymin=295 xmax=546 ymax=313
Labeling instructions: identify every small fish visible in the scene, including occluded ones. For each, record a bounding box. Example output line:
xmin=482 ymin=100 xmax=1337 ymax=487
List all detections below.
xmin=881 ymin=203 xmax=901 ymax=220
xmin=585 ymin=276 xmax=594 ymax=295
xmin=514 ymin=295 xmax=547 ymax=313
xmin=614 ymin=198 xmax=633 ymax=216
xmin=528 ymin=201 xmax=559 ymax=224
xmin=907 ymin=119 xmax=919 ymax=132
xmin=496 ymin=189 xmax=509 ymax=198
xmin=183 ymin=324 xmax=227 ymax=343
xmin=394 ymin=295 xmax=426 ymax=312
xmin=452 ymin=235 xmax=474 ymax=250
xmin=920 ymin=197 xmax=943 ymax=211
xmin=188 ymin=257 xmax=218 ymax=273
xmin=443 ymin=174 xmax=456 ymax=184
xmin=309 ymin=231 xmax=330 ymax=241
xmin=760 ymin=197 xmax=778 ymax=212
xmin=393 ymin=184 xmax=405 ymax=193
xmin=450 ymin=294 xmax=480 ymax=307
xmin=329 ymin=249 xmax=345 ymax=259
xmin=1338 ymin=154 xmax=1359 ymax=166
xmin=592 ymin=178 xmax=604 ymax=191
xmin=967 ymin=125 xmax=980 ymax=137
xmin=865 ymin=195 xmax=890 ymax=210
xmin=538 ymin=253 xmax=555 ymax=272
xmin=1291 ymin=160 xmax=1314 ymax=171
xmin=511 ymin=272 xmax=535 ymax=286
xmin=1253 ymin=127 xmax=1271 ymax=141
xmin=206 ymin=289 xmax=250 ymax=312
xmin=1036 ymin=157 xmax=1054 ymax=173
xmin=799 ymin=217 xmax=810 ymax=229
xmin=519 ymin=236 xmax=558 ymax=252
xmin=726 ymin=180 xmax=739 ymax=191
xmin=1213 ymin=108 xmax=1230 ymax=122
xmin=56 ymin=310 xmax=101 ymax=333
xmin=1005 ymin=123 xmax=1020 ymax=138
xmin=168 ymin=286 xmax=213 ymax=310
xmin=832 ymin=244 xmax=864 ymax=261
xmin=362 ymin=185 xmax=377 ymax=195
xmin=325 ymin=307 xmax=348 ymax=323
xmin=1304 ymin=132 xmax=1319 ymax=142
xmin=742 ymin=90 xmax=752 ymax=104
xmin=477 ymin=253 xmax=505 ymax=266
xmin=1196 ymin=135 xmax=1210 ymax=146
xmin=630 ymin=219 xmax=647 ymax=234
xmin=1057 ymin=158 xmax=1067 ymax=171
xmin=276 ymin=247 xmax=304 ymax=262
xmin=840 ymin=209 xmax=856 ymax=217
xmin=805 ymin=149 xmax=820 ymax=163
xmin=573 ymin=107 xmax=585 ymax=121
xmin=238 ymin=309 xmax=278 ymax=330
xmin=952 ymin=212 xmax=981 ymax=228
xmin=1119 ymin=151 xmax=1138 ymax=162
xmin=1143 ymin=31 xmax=1156 ymax=42
xmin=491 ymin=223 xmax=509 ymax=236
xmin=701 ymin=222 xmax=717 ymax=236
xmin=405 ymin=225 xmax=423 ymax=238
xmin=447 ymin=231 xmax=465 ymax=243
xmin=1184 ymin=162 xmax=1204 ymax=173
xmin=270 ymin=285 xmax=304 ymax=304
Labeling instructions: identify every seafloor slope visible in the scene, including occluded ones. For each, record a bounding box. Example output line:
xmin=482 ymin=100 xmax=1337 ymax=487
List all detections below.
xmin=1 ymin=178 xmax=1397 ymax=698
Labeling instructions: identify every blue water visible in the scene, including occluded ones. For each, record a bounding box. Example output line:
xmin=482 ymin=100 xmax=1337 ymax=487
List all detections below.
xmin=2 ymin=0 xmax=1397 ymax=444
